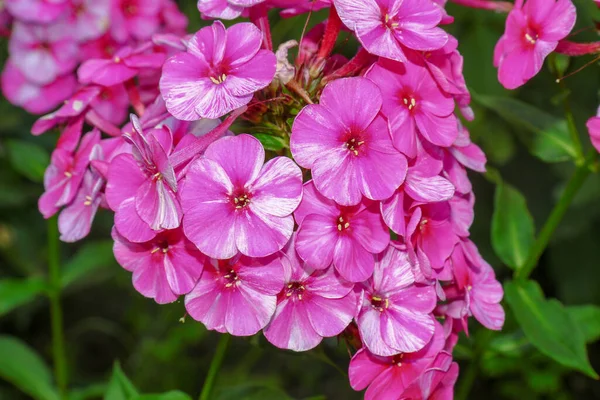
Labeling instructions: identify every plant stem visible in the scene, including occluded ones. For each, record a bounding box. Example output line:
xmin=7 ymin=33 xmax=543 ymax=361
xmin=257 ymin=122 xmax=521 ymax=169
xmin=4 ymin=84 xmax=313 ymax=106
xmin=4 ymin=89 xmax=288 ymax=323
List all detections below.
xmin=199 ymin=334 xmax=230 ymax=400
xmin=516 ymin=151 xmax=596 ymax=280
xmin=48 ymin=216 xmax=68 ymax=399
xmin=455 ymin=329 xmax=493 ymax=400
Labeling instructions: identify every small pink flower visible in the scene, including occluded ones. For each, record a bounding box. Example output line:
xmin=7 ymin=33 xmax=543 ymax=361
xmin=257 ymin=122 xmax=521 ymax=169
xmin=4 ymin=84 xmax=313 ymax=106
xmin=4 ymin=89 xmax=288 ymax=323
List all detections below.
xmin=349 ymin=322 xmax=445 ymax=399
xmin=263 ymin=235 xmax=357 ymax=351
xmin=9 ymin=21 xmax=79 ymax=86
xmin=294 ymin=182 xmax=389 ymax=283
xmin=68 ymin=0 xmax=111 ymax=42
xmin=113 ymin=227 xmax=206 ymax=304
xmin=1 ymin=62 xmax=77 ymax=115
xmin=586 ymin=107 xmax=600 ymax=153
xmin=366 ymin=59 xmax=458 ymax=159
xmin=111 ymin=0 xmax=162 ymax=42
xmin=494 ymin=0 xmax=576 ymax=89
xmin=356 ymin=247 xmax=437 ymax=356
xmin=398 ymin=351 xmax=458 ymax=400
xmin=291 ymin=77 xmax=408 ymax=206
xmin=106 ymin=115 xmax=181 ymax=242
xmin=160 ymin=21 xmax=276 ymax=120
xmin=39 ymin=130 xmax=101 ymax=219
xmin=185 ymin=254 xmax=285 ymax=336
xmin=5 ymin=0 xmax=69 ymax=24
xmin=334 ymin=0 xmax=448 ymax=62
xmin=197 ymin=0 xmax=246 ymax=20
xmin=181 ymin=134 xmax=302 ymax=259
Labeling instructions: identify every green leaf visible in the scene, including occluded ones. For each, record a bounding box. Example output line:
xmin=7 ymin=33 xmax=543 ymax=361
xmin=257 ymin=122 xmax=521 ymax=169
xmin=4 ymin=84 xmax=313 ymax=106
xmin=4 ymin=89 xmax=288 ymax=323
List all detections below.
xmin=491 ymin=181 xmax=535 ymax=269
xmin=504 ymin=280 xmax=598 ymax=378
xmin=0 ymin=336 xmax=60 ymax=400
xmin=61 ymin=241 xmax=116 ymax=288
xmin=5 ymin=140 xmax=50 ymax=183
xmin=253 ymin=134 xmax=288 ymax=152
xmin=0 ymin=278 xmax=48 ymax=316
xmin=104 ymin=362 xmax=139 ymax=400
xmin=473 ymin=94 xmax=577 ymax=162
xmin=131 ymin=391 xmax=192 ymax=400
xmin=567 ymin=305 xmax=600 ymax=343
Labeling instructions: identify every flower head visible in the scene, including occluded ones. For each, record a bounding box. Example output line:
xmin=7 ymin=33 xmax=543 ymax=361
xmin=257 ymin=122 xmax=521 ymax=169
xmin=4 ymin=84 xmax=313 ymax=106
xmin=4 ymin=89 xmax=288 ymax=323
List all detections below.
xmin=181 ymin=134 xmax=303 ymax=259
xmin=6 ymin=0 xmax=69 ymax=24
xmin=160 ymin=21 xmax=277 ymax=120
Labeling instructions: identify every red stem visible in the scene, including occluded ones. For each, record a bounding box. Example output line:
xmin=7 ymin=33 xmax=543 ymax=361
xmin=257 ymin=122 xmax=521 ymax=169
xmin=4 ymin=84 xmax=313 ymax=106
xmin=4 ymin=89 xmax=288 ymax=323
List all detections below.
xmin=555 ymin=40 xmax=600 ymax=56
xmin=125 ymin=79 xmax=145 ymax=116
xmin=249 ymin=4 xmax=273 ymax=51
xmin=316 ymin=7 xmax=343 ymax=60
xmin=85 ymin=110 xmax=122 ymax=137
xmin=449 ymin=0 xmax=513 ymax=12
xmin=170 ymin=106 xmax=247 ymax=169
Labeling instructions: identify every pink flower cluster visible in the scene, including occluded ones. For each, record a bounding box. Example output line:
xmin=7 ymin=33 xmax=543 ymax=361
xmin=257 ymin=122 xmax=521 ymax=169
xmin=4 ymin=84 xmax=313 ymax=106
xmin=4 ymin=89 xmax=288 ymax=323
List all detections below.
xmin=7 ymin=0 xmax=526 ymax=398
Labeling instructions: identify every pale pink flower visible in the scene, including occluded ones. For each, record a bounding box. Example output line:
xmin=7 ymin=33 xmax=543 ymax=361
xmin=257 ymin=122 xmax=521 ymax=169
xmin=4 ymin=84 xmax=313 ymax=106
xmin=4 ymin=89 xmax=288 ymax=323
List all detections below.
xmin=160 ymin=21 xmax=276 ymax=120
xmin=185 ymin=254 xmax=285 ymax=336
xmin=181 ymin=134 xmax=302 ymax=259
xmin=294 ymin=182 xmax=389 ymax=283
xmin=366 ymin=59 xmax=458 ymax=159
xmin=68 ymin=0 xmax=111 ymax=42
xmin=356 ymin=247 xmax=437 ymax=356
xmin=5 ymin=0 xmax=68 ymax=24
xmin=494 ymin=0 xmax=576 ymax=89
xmin=113 ymin=227 xmax=206 ymax=304
xmin=9 ymin=21 xmax=79 ymax=86
xmin=334 ymin=0 xmax=448 ymax=62
xmin=263 ymin=235 xmax=357 ymax=351
xmin=291 ymin=77 xmax=407 ymax=206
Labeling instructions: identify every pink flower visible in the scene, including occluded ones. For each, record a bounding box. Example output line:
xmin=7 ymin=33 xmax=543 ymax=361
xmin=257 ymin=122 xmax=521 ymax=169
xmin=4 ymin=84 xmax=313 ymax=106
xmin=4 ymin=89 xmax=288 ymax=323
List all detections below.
xmin=1 ymin=62 xmax=77 ymax=115
xmin=111 ymin=0 xmax=162 ymax=42
xmin=160 ymin=21 xmax=276 ymax=120
xmin=294 ymin=182 xmax=389 ymax=283
xmin=291 ymin=77 xmax=407 ymax=206
xmin=106 ymin=115 xmax=181 ymax=242
xmin=586 ymin=107 xmax=600 ymax=153
xmin=356 ymin=247 xmax=437 ymax=356
xmin=113 ymin=227 xmax=206 ymax=304
xmin=9 ymin=21 xmax=79 ymax=86
xmin=39 ymin=130 xmax=101 ymax=219
xmin=333 ymin=0 xmax=448 ymax=62
xmin=366 ymin=59 xmax=458 ymax=159
xmin=263 ymin=235 xmax=357 ymax=351
xmin=185 ymin=254 xmax=285 ymax=336
xmin=68 ymin=0 xmax=111 ymax=42
xmin=5 ymin=0 xmax=69 ymax=24
xmin=197 ymin=0 xmax=246 ymax=20
xmin=348 ymin=322 xmax=445 ymax=399
xmin=397 ymin=351 xmax=458 ymax=400
xmin=181 ymin=134 xmax=302 ymax=259
xmin=494 ymin=0 xmax=576 ymax=89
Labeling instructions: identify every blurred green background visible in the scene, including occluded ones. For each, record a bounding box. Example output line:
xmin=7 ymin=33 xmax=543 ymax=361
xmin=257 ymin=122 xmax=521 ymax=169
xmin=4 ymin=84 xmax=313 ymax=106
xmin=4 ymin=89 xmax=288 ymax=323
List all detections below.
xmin=1 ymin=1 xmax=600 ymax=399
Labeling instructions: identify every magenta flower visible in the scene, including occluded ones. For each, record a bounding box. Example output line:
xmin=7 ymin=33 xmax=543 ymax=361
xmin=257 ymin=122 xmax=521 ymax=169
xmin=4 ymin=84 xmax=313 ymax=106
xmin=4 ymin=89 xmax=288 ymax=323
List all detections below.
xmin=160 ymin=21 xmax=277 ymax=120
xmin=106 ymin=115 xmax=181 ymax=242
xmin=9 ymin=21 xmax=78 ymax=86
xmin=181 ymin=134 xmax=302 ymax=259
xmin=263 ymin=235 xmax=357 ymax=351
xmin=334 ymin=0 xmax=448 ymax=62
xmin=68 ymin=0 xmax=111 ymax=42
xmin=185 ymin=254 xmax=285 ymax=336
xmin=366 ymin=59 xmax=458 ymax=159
xmin=349 ymin=322 xmax=445 ymax=399
xmin=587 ymin=108 xmax=600 ymax=153
xmin=1 ymin=62 xmax=77 ymax=115
xmin=356 ymin=247 xmax=437 ymax=356
xmin=197 ymin=0 xmax=246 ymax=19
xmin=291 ymin=77 xmax=407 ymax=206
xmin=494 ymin=0 xmax=576 ymax=89
xmin=393 ymin=351 xmax=458 ymax=400
xmin=110 ymin=0 xmax=162 ymax=42
xmin=39 ymin=130 xmax=100 ymax=219
xmin=5 ymin=0 xmax=68 ymax=24
xmin=294 ymin=182 xmax=389 ymax=283
xmin=113 ymin=227 xmax=206 ymax=304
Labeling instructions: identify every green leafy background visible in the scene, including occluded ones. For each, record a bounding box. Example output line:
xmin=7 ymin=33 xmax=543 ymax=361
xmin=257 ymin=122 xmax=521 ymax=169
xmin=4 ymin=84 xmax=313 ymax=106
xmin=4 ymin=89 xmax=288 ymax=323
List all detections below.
xmin=1 ymin=1 xmax=600 ymax=399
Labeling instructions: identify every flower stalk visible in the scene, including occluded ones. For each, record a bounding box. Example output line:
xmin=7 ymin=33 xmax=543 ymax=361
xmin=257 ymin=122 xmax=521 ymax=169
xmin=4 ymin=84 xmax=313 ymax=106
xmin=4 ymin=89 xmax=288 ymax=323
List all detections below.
xmin=199 ymin=334 xmax=230 ymax=400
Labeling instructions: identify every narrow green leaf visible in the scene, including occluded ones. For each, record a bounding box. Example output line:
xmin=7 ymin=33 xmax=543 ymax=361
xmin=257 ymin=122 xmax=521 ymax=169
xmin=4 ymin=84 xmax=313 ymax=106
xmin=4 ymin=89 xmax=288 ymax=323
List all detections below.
xmin=131 ymin=391 xmax=192 ymax=400
xmin=505 ymin=280 xmax=598 ymax=378
xmin=104 ymin=362 xmax=139 ymax=400
xmin=5 ymin=140 xmax=50 ymax=182
xmin=61 ymin=241 xmax=116 ymax=288
xmin=0 ymin=278 xmax=48 ymax=316
xmin=568 ymin=305 xmax=600 ymax=343
xmin=491 ymin=181 xmax=535 ymax=269
xmin=473 ymin=94 xmax=577 ymax=162
xmin=253 ymin=134 xmax=288 ymax=152
xmin=0 ymin=336 xmax=60 ymax=400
